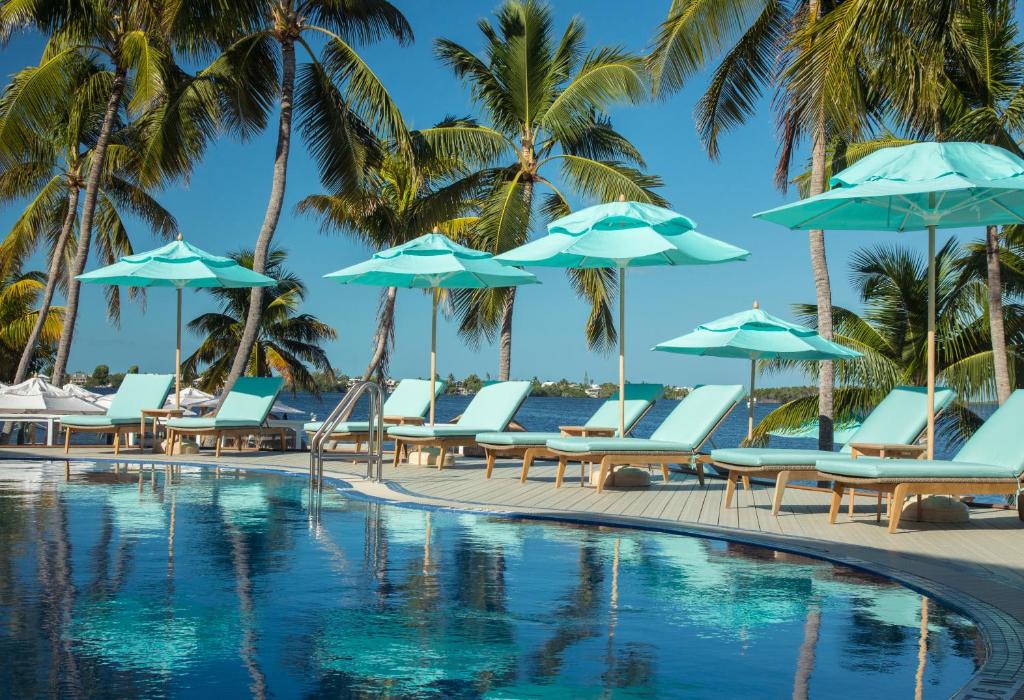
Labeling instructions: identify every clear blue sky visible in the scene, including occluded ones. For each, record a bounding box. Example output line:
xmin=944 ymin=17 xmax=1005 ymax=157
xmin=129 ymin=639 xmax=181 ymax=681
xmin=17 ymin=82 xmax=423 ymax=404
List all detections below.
xmin=0 ymin=1 xmax=977 ymax=386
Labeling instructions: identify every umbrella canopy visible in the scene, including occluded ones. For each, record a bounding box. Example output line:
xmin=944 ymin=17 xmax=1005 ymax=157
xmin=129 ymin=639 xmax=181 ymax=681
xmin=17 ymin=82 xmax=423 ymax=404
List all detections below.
xmin=325 ymin=232 xmax=538 ymax=423
xmin=496 ymin=197 xmax=749 ymax=434
xmin=653 ymin=303 xmax=860 ymax=439
xmin=753 ymin=142 xmax=1024 ymax=457
xmin=0 ymin=378 xmax=105 ymax=414
xmin=76 ymin=235 xmax=276 ymax=409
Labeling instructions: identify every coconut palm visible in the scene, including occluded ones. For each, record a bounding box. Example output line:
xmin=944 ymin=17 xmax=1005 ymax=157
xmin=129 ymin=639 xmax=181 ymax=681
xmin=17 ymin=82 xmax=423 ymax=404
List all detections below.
xmin=0 ymin=0 xmax=182 ymax=385
xmin=0 ymin=263 xmax=64 ymax=381
xmin=182 ymin=249 xmax=336 ymax=395
xmin=297 ymin=132 xmax=480 ymax=381
xmin=0 ymin=56 xmax=177 ymax=388
xmin=755 ymin=240 xmax=1024 ymax=446
xmin=426 ymin=0 xmax=662 ymax=380
xmin=214 ymin=0 xmax=412 ymax=404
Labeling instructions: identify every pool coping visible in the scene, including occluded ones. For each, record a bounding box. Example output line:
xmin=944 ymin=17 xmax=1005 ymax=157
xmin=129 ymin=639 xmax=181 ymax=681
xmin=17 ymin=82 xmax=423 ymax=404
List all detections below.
xmin=8 ymin=455 xmax=1023 ymax=699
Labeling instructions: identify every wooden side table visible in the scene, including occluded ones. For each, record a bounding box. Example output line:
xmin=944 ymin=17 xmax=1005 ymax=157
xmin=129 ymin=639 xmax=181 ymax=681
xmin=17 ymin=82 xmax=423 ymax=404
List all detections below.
xmin=847 ymin=442 xmax=927 ymax=520
xmin=140 ymin=409 xmax=184 ymax=453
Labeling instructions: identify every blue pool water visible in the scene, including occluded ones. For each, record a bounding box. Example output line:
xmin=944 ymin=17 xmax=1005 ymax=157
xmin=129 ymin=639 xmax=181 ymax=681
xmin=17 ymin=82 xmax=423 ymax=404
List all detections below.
xmin=0 ymin=460 xmax=980 ymax=698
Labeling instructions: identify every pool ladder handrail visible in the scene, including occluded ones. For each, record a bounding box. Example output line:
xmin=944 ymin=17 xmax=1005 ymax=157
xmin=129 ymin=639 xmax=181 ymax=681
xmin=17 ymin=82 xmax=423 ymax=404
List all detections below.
xmin=309 ymin=380 xmax=384 ymax=491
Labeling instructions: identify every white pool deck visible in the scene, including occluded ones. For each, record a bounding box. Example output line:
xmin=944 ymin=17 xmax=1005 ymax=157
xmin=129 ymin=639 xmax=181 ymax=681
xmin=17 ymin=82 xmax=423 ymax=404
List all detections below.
xmin=2 ymin=443 xmax=1022 ymax=699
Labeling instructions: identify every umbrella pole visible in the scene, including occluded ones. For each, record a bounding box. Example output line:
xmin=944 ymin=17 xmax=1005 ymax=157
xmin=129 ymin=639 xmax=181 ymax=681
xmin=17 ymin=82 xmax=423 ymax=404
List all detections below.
xmin=927 ymin=224 xmax=936 ymax=460
xmin=618 ymin=268 xmax=625 ymax=437
xmin=175 ymin=287 xmax=182 ymax=409
xmin=430 ymin=290 xmax=438 ymax=426
xmin=748 ymin=358 xmax=756 ymax=442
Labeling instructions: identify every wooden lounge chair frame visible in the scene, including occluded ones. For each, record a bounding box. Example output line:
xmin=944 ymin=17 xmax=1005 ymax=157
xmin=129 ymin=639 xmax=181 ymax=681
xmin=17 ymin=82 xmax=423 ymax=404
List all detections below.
xmin=827 ymin=474 xmax=1023 ymax=533
xmin=63 ymin=421 xmax=139 ymax=455
xmin=478 ymin=400 xmax=657 ymax=481
xmin=166 ymin=422 xmax=289 ymax=458
xmin=546 ymin=404 xmax=738 ymax=493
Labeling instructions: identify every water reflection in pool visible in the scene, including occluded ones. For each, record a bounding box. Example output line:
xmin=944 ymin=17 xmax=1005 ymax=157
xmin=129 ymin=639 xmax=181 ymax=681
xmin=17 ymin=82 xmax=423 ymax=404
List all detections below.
xmin=0 ymin=461 xmax=981 ymax=698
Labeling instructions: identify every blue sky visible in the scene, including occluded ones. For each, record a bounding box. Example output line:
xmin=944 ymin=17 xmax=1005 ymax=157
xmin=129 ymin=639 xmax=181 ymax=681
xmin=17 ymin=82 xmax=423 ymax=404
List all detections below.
xmin=0 ymin=1 xmax=976 ymax=387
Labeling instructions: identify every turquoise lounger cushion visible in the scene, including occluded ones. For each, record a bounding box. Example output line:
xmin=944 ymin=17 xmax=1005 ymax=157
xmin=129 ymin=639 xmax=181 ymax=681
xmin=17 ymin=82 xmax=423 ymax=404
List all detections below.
xmin=710 ymin=448 xmax=843 ymax=467
xmin=648 ymin=384 xmax=745 ymax=447
xmin=388 ymin=424 xmax=489 ymax=438
xmin=952 ymin=389 xmax=1024 ymax=474
xmin=166 ymin=417 xmax=263 ymax=429
xmin=382 ymin=379 xmax=446 ymax=418
xmin=303 ymin=420 xmax=369 ymax=434
xmin=215 ymin=376 xmax=283 ymax=424
xmin=816 ymin=457 xmax=1020 ymax=480
xmin=454 ymin=380 xmax=532 ymax=432
xmin=476 ymin=431 xmax=564 ymax=446
xmin=104 ymin=373 xmax=175 ymax=420
xmin=583 ymin=383 xmax=663 ymax=435
xmin=546 ymin=438 xmax=689 ymax=454
xmin=62 ymin=415 xmax=140 ymax=427
xmin=836 ymin=385 xmax=956 ymax=454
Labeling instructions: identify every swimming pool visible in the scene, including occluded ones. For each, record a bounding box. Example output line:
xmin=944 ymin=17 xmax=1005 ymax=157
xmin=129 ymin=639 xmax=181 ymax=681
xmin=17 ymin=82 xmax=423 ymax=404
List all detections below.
xmin=0 ymin=460 xmax=980 ymax=698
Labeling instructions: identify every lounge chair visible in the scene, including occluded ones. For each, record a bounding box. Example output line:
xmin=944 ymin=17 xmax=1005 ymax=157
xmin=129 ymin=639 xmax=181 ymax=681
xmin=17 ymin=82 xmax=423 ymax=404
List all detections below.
xmin=165 ymin=376 xmax=284 ymax=457
xmin=817 ymin=389 xmax=1024 ymax=533
xmin=708 ymin=386 xmax=956 ymax=513
xmin=62 ymin=374 xmax=174 ymax=454
xmin=545 ymin=384 xmax=745 ymax=492
xmin=303 ymin=379 xmax=445 ymax=451
xmin=476 ymin=383 xmax=663 ymax=480
xmin=389 ymin=381 xmax=532 ymax=470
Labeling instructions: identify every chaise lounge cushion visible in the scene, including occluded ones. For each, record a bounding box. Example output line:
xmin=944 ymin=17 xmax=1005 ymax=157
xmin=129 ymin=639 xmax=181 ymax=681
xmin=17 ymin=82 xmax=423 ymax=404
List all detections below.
xmin=62 ymin=415 xmax=140 ymax=427
xmin=546 ymin=437 xmax=690 ymax=454
xmin=710 ymin=448 xmax=842 ymax=467
xmin=476 ymin=431 xmax=564 ymax=446
xmin=388 ymin=424 xmax=490 ymax=438
xmin=166 ymin=417 xmax=263 ymax=429
xmin=816 ymin=457 xmax=1020 ymax=480
xmin=167 ymin=376 xmax=283 ymax=432
xmin=304 ymin=420 xmax=369 ymax=434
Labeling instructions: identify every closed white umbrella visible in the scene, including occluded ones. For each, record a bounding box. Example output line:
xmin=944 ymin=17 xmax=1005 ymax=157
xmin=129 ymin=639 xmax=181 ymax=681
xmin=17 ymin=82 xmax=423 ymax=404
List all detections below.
xmin=0 ymin=378 xmax=105 ymax=414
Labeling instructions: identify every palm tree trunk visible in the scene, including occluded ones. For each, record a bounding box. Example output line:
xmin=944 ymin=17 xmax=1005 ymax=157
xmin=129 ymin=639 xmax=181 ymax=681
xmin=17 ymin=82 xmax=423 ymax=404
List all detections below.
xmin=497 ymin=178 xmax=533 ymax=381
xmin=51 ymin=69 xmax=127 ymax=386
xmin=220 ymin=39 xmax=296 ymax=399
xmin=363 ymin=286 xmax=397 ymax=381
xmin=806 ymin=0 xmax=834 ymax=452
xmin=986 ymin=225 xmax=1011 ymax=404
xmin=13 ymin=183 xmax=79 ymax=385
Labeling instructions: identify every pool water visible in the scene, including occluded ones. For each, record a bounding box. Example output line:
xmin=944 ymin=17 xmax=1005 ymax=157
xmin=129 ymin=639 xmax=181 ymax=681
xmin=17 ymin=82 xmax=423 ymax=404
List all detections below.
xmin=0 ymin=461 xmax=980 ymax=698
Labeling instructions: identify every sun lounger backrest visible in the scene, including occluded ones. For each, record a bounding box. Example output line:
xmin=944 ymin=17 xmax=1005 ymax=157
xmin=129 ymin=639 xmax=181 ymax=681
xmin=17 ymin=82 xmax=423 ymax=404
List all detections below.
xmin=106 ymin=374 xmax=174 ymax=420
xmin=217 ymin=376 xmax=284 ymax=425
xmin=584 ymin=383 xmax=663 ymax=435
xmin=840 ymin=385 xmax=956 ymax=453
xmin=954 ymin=390 xmax=1024 ymax=475
xmin=457 ymin=381 xmax=531 ymax=431
xmin=382 ymin=379 xmax=445 ymax=417
xmin=650 ymin=384 xmax=744 ymax=449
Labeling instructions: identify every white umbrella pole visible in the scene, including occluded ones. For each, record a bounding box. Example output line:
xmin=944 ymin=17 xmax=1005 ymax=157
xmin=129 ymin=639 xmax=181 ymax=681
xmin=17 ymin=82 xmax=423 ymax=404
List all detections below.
xmin=618 ymin=268 xmax=626 ymax=437
xmin=175 ymin=287 xmax=182 ymax=409
xmin=748 ymin=358 xmax=756 ymax=442
xmin=430 ymin=290 xmax=438 ymax=426
xmin=926 ymin=224 xmax=936 ymax=460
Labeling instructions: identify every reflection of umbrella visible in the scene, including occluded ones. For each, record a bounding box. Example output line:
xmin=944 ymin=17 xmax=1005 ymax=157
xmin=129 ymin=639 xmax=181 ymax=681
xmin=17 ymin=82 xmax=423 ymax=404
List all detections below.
xmin=653 ymin=302 xmax=860 ymax=440
xmin=0 ymin=378 xmax=105 ymax=414
xmin=77 ymin=234 xmax=276 ymax=409
xmin=498 ymin=197 xmax=749 ymax=434
xmin=325 ymin=231 xmax=538 ymax=423
xmin=755 ymin=142 xmax=1024 ymax=457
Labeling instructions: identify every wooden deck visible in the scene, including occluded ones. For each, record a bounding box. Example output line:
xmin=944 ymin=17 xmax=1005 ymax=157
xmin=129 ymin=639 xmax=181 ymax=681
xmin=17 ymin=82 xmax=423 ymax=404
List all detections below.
xmin=2 ymin=443 xmax=1022 ymax=699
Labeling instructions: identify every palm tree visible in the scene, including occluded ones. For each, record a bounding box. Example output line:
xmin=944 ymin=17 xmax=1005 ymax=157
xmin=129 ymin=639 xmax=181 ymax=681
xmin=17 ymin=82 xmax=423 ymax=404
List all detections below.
xmin=427 ymin=0 xmax=662 ymax=380
xmin=649 ymin=0 xmax=858 ymax=450
xmin=0 ymin=0 xmax=177 ymax=385
xmin=297 ymin=133 xmax=480 ymax=381
xmin=0 ymin=56 xmax=177 ymax=388
xmin=0 ymin=263 xmax=64 ymax=380
xmin=182 ymin=249 xmax=336 ymax=394
xmin=755 ymin=240 xmax=1023 ymax=445
xmin=214 ymin=0 xmax=412 ymax=402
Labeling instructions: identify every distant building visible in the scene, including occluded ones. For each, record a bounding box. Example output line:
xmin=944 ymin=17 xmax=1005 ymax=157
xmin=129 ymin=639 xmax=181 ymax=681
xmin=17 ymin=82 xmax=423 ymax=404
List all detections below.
xmin=68 ymin=372 xmax=89 ymax=386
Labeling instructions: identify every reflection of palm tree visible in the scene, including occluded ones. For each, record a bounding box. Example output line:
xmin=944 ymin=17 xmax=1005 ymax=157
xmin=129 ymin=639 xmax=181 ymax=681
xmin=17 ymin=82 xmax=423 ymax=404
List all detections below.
xmin=792 ymin=604 xmax=820 ymax=700
xmin=227 ymin=525 xmax=267 ymax=700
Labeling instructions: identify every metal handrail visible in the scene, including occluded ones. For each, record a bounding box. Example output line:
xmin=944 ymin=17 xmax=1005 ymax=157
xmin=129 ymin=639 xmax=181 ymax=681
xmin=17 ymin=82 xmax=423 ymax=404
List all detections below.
xmin=309 ymin=381 xmax=384 ymax=493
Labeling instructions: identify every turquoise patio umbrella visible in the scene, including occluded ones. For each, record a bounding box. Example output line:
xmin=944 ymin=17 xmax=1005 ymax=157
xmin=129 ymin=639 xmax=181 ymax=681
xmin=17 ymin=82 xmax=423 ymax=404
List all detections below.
xmin=324 ymin=231 xmax=538 ymax=423
xmin=77 ymin=234 xmax=275 ymax=408
xmin=652 ymin=302 xmax=861 ymax=440
xmin=754 ymin=141 xmax=1024 ymax=457
xmin=496 ymin=196 xmax=749 ymax=435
